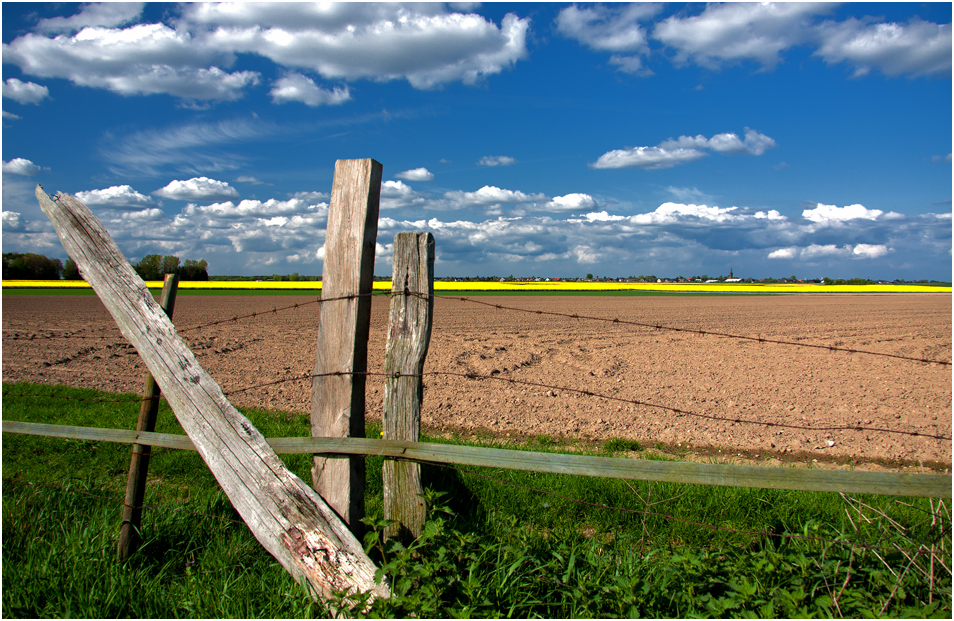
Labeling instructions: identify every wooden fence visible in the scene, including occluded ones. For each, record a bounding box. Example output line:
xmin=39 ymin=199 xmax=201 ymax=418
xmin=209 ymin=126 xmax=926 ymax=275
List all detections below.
xmin=6 ymin=159 xmax=951 ymax=606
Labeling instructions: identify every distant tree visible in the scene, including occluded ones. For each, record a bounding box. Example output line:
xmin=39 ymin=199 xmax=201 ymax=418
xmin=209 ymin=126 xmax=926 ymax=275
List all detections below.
xmin=63 ymin=258 xmax=82 ymax=280
xmin=180 ymin=259 xmax=209 ymax=281
xmin=162 ymin=255 xmax=181 ymax=276
xmin=2 ymin=253 xmax=63 ymax=279
xmin=134 ymin=254 xmax=208 ymax=281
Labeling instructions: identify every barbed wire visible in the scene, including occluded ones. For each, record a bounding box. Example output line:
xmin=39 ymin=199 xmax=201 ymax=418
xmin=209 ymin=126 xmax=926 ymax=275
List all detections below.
xmin=429 ymin=294 xmax=953 ymax=367
xmin=6 ymin=365 xmax=950 ymax=442
xmin=217 ymin=369 xmax=952 ymax=442
xmin=5 ymin=289 xmax=949 ymax=366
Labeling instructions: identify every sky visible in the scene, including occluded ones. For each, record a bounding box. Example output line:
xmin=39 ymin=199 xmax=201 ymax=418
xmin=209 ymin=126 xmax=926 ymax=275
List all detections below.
xmin=2 ymin=2 xmax=951 ymax=281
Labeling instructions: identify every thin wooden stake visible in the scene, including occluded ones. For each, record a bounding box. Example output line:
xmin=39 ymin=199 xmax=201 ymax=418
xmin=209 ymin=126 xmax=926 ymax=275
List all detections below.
xmin=311 ymin=159 xmax=382 ymax=534
xmin=383 ymin=233 xmax=435 ymax=538
xmin=117 ymin=272 xmax=178 ymax=561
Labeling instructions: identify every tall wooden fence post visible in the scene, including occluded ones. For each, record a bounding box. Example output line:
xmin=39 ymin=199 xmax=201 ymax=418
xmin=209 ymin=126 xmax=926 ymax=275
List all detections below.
xmin=311 ymin=159 xmax=382 ymax=534
xmin=117 ymin=273 xmax=179 ymax=561
xmin=383 ymin=233 xmax=435 ymax=538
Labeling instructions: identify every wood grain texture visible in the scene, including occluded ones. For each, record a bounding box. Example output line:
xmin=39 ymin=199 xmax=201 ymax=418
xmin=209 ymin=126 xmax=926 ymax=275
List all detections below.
xmin=383 ymin=233 xmax=435 ymax=537
xmin=34 ymin=186 xmax=388 ymax=604
xmin=311 ymin=159 xmax=382 ymax=532
xmin=6 ymin=420 xmax=950 ymax=498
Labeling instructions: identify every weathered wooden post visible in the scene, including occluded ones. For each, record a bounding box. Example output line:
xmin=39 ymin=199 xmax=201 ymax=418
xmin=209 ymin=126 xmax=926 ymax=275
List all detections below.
xmin=117 ymin=272 xmax=178 ymax=561
xmin=311 ymin=159 xmax=382 ymax=534
xmin=36 ymin=186 xmax=388 ymax=604
xmin=383 ymin=233 xmax=435 ymax=538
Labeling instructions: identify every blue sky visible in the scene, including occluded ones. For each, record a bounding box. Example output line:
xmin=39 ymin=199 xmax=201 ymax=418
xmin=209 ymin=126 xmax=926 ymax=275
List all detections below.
xmin=2 ymin=2 xmax=951 ymax=280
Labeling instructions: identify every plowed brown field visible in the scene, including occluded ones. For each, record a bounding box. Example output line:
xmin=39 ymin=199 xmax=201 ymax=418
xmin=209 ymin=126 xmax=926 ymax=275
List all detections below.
xmin=3 ymin=292 xmax=951 ymax=471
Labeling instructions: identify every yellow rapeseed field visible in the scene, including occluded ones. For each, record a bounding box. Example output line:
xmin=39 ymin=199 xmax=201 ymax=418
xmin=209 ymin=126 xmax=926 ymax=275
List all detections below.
xmin=3 ymin=279 xmax=948 ymax=294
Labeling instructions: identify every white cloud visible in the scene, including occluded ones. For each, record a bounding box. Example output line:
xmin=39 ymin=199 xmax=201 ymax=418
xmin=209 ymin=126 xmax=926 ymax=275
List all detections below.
xmin=802 ymin=203 xmax=884 ymax=225
xmin=815 ymin=18 xmax=952 ymax=78
xmin=154 ymin=177 xmax=240 ymax=201
xmin=592 ymin=145 xmax=707 ymax=170
xmin=769 ymin=243 xmax=891 ymax=260
xmin=235 ymin=176 xmax=264 ymax=185
xmin=270 ymin=72 xmax=351 ymax=106
xmin=35 ymin=2 xmax=145 ymax=34
xmin=852 ymin=244 xmax=890 ymax=258
xmin=545 ymin=193 xmax=597 ymax=212
xmin=2 ymin=22 xmax=260 ymax=101
xmin=444 ymin=185 xmax=546 ymax=209
xmin=556 ymin=4 xmax=660 ymax=53
xmin=594 ymin=128 xmax=777 ymax=170
xmin=2 ymin=78 xmax=49 ymax=105
xmin=653 ymin=3 xmax=829 ymax=69
xmin=2 ymin=211 xmax=24 ymax=231
xmin=632 ymin=202 xmax=743 ymax=225
xmin=3 ymin=111 xmax=21 ymax=120
xmin=556 ymin=4 xmax=661 ymax=76
xmin=2 ymin=158 xmax=42 ymax=176
xmin=75 ymin=185 xmax=156 ymax=209
xmin=183 ymin=3 xmax=530 ymax=89
xmin=477 ymin=155 xmax=516 ymax=167
xmin=395 ymin=167 xmax=434 ymax=182
xmin=100 ymin=118 xmax=274 ymax=177
xmin=931 ymin=153 xmax=953 ymax=163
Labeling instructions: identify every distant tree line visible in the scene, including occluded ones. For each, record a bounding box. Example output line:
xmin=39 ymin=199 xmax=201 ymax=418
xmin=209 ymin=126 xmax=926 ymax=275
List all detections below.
xmin=133 ymin=254 xmax=209 ymax=281
xmin=2 ymin=253 xmax=64 ymax=279
xmin=2 ymin=252 xmax=208 ymax=281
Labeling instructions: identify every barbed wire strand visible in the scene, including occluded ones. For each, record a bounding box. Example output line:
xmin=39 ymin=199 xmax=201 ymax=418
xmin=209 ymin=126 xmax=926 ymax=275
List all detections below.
xmin=6 ymin=366 xmax=950 ymax=442
xmin=429 ymin=293 xmax=952 ymax=367
xmin=218 ymin=369 xmax=952 ymax=442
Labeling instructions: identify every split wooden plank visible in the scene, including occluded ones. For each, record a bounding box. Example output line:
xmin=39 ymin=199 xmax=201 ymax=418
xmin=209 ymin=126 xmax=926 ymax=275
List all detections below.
xmin=383 ymin=233 xmax=435 ymax=537
xmin=311 ymin=159 xmax=383 ymax=533
xmin=117 ymin=273 xmax=179 ymax=561
xmin=7 ymin=420 xmax=950 ymax=499
xmin=35 ymin=186 xmax=389 ymax=604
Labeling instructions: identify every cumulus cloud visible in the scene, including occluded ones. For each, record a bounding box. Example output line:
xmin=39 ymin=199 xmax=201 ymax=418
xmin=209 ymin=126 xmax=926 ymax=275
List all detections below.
xmin=592 ymin=146 xmax=707 ymax=170
xmin=653 ymin=2 xmax=829 ymax=69
xmin=444 ymin=185 xmax=546 ymax=210
xmin=593 ymin=128 xmax=776 ymax=170
xmin=769 ymin=243 xmax=891 ymax=260
xmin=2 ymin=211 xmax=24 ymax=231
xmin=556 ymin=3 xmax=660 ymax=75
xmin=815 ymin=18 xmax=952 ymax=78
xmin=3 ymin=111 xmax=21 ymax=120
xmin=477 ymin=155 xmax=516 ymax=167
xmin=395 ymin=167 xmax=434 ymax=182
xmin=154 ymin=177 xmax=240 ymax=201
xmin=183 ymin=3 xmax=530 ymax=89
xmin=2 ymin=23 xmax=260 ymax=101
xmin=2 ymin=78 xmax=49 ymax=105
xmin=2 ymin=158 xmax=42 ymax=176
xmin=802 ymin=203 xmax=884 ymax=225
xmin=545 ymin=193 xmax=597 ymax=212
xmin=75 ymin=185 xmax=156 ymax=209
xmin=270 ymin=72 xmax=351 ymax=106
xmin=35 ymin=2 xmax=145 ymax=34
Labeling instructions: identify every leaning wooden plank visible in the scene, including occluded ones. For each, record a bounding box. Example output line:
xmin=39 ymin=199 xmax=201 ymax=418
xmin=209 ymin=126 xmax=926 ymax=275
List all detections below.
xmin=34 ymin=186 xmax=389 ymax=604
xmin=5 ymin=420 xmax=950 ymax=499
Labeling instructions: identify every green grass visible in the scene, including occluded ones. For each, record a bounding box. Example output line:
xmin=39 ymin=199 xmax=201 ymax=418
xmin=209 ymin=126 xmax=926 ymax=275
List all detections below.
xmin=3 ymin=382 xmax=950 ymax=618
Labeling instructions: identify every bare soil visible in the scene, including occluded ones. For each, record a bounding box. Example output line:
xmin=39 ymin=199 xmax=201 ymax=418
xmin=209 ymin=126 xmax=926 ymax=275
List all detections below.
xmin=3 ymin=293 xmax=951 ymax=472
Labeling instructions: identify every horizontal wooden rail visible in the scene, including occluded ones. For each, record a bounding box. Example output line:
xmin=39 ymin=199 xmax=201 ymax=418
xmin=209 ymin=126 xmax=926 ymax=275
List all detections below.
xmin=4 ymin=420 xmax=950 ymax=499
